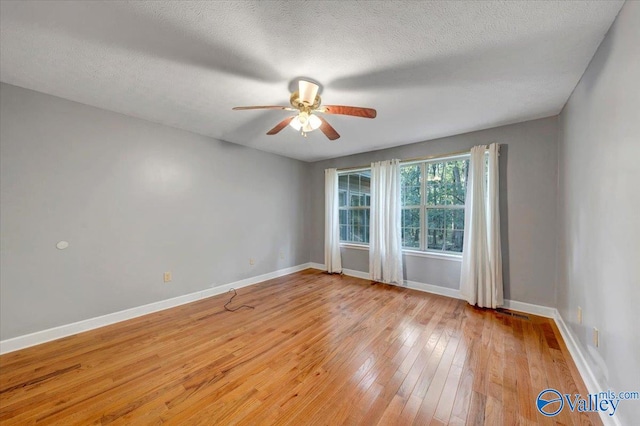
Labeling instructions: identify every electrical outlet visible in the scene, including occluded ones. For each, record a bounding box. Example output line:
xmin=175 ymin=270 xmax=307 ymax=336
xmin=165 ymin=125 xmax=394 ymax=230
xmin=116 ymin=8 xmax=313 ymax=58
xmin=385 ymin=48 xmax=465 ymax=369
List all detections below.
xmin=279 ymin=251 xmax=285 ymax=260
xmin=163 ymin=271 xmax=172 ymax=283
xmin=593 ymin=327 xmax=599 ymax=347
xmin=249 ymin=258 xmax=255 ymax=266
xmin=577 ymin=306 xmax=582 ymax=324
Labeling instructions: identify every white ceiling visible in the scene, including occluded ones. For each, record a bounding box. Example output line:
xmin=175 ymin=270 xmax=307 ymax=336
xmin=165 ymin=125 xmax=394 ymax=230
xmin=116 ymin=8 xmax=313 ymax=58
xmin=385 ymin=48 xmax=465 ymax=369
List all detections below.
xmin=0 ymin=1 xmax=624 ymax=162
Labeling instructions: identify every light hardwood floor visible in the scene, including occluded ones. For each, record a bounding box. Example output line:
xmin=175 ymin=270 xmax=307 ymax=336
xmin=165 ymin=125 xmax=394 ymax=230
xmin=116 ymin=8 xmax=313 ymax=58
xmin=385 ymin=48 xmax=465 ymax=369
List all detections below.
xmin=0 ymin=269 xmax=600 ymax=425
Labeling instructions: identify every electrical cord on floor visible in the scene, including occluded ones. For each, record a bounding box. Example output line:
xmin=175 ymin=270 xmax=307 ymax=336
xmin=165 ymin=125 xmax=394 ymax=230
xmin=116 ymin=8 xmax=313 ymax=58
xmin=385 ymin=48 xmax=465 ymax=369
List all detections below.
xmin=224 ymin=288 xmax=255 ymax=312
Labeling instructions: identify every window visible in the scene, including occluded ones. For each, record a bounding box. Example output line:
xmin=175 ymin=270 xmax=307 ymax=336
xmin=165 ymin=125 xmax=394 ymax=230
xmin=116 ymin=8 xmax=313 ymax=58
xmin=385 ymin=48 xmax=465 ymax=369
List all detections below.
xmin=337 ymin=155 xmax=469 ymax=254
xmin=400 ymin=164 xmax=421 ymax=249
xmin=338 ymin=170 xmax=371 ymax=244
xmin=401 ymin=155 xmax=469 ymax=254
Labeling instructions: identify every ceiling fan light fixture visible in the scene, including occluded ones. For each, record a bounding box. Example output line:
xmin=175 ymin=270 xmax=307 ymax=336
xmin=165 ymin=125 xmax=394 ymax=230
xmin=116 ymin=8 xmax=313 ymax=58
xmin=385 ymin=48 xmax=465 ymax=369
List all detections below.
xmin=289 ymin=116 xmax=302 ymax=131
xmin=289 ymin=112 xmax=321 ymax=134
xmin=308 ymin=113 xmax=321 ymax=130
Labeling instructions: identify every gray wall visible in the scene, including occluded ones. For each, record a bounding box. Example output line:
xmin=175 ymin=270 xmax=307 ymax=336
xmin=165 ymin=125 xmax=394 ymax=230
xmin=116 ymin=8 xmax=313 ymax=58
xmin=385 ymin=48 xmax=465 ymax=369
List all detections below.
xmin=309 ymin=117 xmax=559 ymax=306
xmin=0 ymin=83 xmax=309 ymax=340
xmin=557 ymin=2 xmax=640 ymax=423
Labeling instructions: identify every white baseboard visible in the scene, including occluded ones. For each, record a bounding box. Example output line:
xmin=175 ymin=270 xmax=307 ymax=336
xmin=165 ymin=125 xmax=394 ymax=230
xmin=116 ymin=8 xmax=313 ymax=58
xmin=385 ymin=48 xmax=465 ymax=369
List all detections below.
xmin=502 ymin=299 xmax=556 ymax=318
xmin=343 ymin=268 xmax=369 ymax=280
xmin=308 ymin=263 xmax=370 ymax=281
xmin=309 ymin=262 xmax=327 ymax=271
xmin=553 ymin=312 xmax=620 ymax=426
xmin=404 ymin=279 xmax=464 ymax=300
xmin=0 ymin=263 xmax=313 ymax=355
xmin=310 ymin=263 xmax=555 ymax=314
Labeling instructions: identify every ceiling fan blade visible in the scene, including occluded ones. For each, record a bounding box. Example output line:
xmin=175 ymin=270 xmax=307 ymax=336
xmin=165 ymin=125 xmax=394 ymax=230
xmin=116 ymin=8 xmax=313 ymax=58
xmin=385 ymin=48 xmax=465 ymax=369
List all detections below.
xmin=266 ymin=116 xmax=295 ymax=135
xmin=317 ymin=116 xmax=340 ymax=140
xmin=320 ymin=105 xmax=377 ymax=119
xmin=233 ymin=106 xmax=294 ymax=111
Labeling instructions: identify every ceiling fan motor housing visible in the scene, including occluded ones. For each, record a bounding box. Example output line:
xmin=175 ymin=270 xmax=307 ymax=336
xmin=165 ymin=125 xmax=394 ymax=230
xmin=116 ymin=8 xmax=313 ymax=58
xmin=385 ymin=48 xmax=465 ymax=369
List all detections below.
xmin=290 ymin=91 xmax=321 ymax=110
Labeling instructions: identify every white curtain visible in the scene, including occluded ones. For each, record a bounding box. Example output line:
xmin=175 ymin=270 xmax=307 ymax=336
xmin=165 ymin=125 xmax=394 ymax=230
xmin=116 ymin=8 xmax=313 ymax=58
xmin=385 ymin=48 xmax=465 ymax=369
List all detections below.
xmin=460 ymin=143 xmax=503 ymax=308
xmin=369 ymin=159 xmax=404 ymax=285
xmin=324 ymin=168 xmax=342 ymax=273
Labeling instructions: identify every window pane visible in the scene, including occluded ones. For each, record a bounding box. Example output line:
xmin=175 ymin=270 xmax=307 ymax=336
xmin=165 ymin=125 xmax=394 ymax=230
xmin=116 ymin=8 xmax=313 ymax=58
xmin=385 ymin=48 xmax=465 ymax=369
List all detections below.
xmin=426 ymin=207 xmax=444 ymax=250
xmin=338 ymin=190 xmax=347 ymax=207
xmin=426 ymin=163 xmax=443 ymax=205
xmin=348 ymin=208 xmax=370 ymax=243
xmin=444 ymin=209 xmax=465 ymax=252
xmin=427 ymin=207 xmax=465 ymax=252
xmin=338 ymin=175 xmax=348 ymax=207
xmin=446 ymin=209 xmax=465 ymax=232
xmin=401 ymin=207 xmax=420 ymax=248
xmin=401 ymin=165 xmax=421 ymax=206
xmin=365 ymin=209 xmax=370 ymax=243
xmin=426 ymin=159 xmax=468 ymax=206
xmin=339 ymin=209 xmax=348 ymax=226
xmin=401 ymin=165 xmax=421 ymax=186
xmin=351 ymin=209 xmax=360 ymax=242
xmin=338 ymin=174 xmax=348 ymax=189
xmin=340 ymin=225 xmax=348 ymax=241
xmin=343 ymin=171 xmax=371 ymax=207
xmin=444 ymin=160 xmax=468 ymax=205
xmin=402 ymin=208 xmax=420 ymax=228
xmin=446 ymin=229 xmax=464 ymax=253
xmin=427 ymin=208 xmax=445 ymax=230
xmin=349 ymin=173 xmax=359 ymax=206
xmin=427 ymin=227 xmax=445 ymax=251
xmin=402 ymin=228 xmax=420 ymax=248
xmin=339 ymin=209 xmax=349 ymax=241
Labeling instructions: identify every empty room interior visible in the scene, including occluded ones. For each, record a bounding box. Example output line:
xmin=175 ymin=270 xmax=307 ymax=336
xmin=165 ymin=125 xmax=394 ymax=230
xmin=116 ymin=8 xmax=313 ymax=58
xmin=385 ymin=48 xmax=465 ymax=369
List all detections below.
xmin=0 ymin=1 xmax=638 ymax=425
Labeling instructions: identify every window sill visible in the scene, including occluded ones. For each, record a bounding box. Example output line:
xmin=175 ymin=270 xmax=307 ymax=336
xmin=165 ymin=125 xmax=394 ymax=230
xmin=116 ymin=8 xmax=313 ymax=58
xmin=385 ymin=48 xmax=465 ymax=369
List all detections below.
xmin=403 ymin=249 xmax=463 ymax=262
xmin=340 ymin=243 xmax=369 ymax=251
xmin=339 ymin=244 xmax=463 ymax=262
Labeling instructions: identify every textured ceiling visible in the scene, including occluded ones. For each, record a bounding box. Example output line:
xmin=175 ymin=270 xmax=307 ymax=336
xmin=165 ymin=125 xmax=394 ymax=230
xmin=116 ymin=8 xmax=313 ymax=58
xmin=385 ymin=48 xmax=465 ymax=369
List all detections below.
xmin=0 ymin=1 xmax=624 ymax=162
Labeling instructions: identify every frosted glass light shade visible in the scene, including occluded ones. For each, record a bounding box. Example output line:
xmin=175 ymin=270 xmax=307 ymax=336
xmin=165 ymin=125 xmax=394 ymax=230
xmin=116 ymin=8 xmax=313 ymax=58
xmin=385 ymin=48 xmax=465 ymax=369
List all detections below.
xmin=289 ymin=116 xmax=302 ymax=131
xmin=308 ymin=114 xmax=321 ymax=130
xmin=289 ymin=113 xmax=322 ymax=132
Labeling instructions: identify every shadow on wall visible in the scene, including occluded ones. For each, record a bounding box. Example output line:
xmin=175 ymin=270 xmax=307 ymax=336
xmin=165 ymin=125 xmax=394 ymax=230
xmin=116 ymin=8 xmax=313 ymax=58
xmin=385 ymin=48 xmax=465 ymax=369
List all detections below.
xmin=581 ymin=18 xmax=615 ymax=93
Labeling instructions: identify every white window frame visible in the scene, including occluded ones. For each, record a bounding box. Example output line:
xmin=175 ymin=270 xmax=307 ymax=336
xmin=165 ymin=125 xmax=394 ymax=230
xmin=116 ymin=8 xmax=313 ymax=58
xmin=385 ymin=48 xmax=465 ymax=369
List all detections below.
xmin=402 ymin=153 xmax=469 ymax=257
xmin=338 ymin=168 xmax=371 ymax=245
xmin=337 ymin=153 xmax=470 ymax=259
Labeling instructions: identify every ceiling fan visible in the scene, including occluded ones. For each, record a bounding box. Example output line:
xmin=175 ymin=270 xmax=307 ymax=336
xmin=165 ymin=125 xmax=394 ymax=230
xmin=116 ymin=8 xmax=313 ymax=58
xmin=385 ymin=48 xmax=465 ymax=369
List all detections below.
xmin=232 ymin=79 xmax=376 ymax=140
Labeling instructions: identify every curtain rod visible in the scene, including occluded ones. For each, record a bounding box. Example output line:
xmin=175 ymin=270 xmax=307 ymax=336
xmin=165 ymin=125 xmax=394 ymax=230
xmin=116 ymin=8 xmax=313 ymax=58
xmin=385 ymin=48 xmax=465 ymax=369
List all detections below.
xmin=336 ymin=144 xmax=498 ymax=173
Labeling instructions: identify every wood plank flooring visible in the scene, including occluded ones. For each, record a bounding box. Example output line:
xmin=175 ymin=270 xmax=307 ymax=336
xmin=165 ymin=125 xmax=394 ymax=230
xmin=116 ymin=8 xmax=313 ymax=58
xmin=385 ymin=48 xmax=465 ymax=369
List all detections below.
xmin=0 ymin=269 xmax=601 ymax=425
